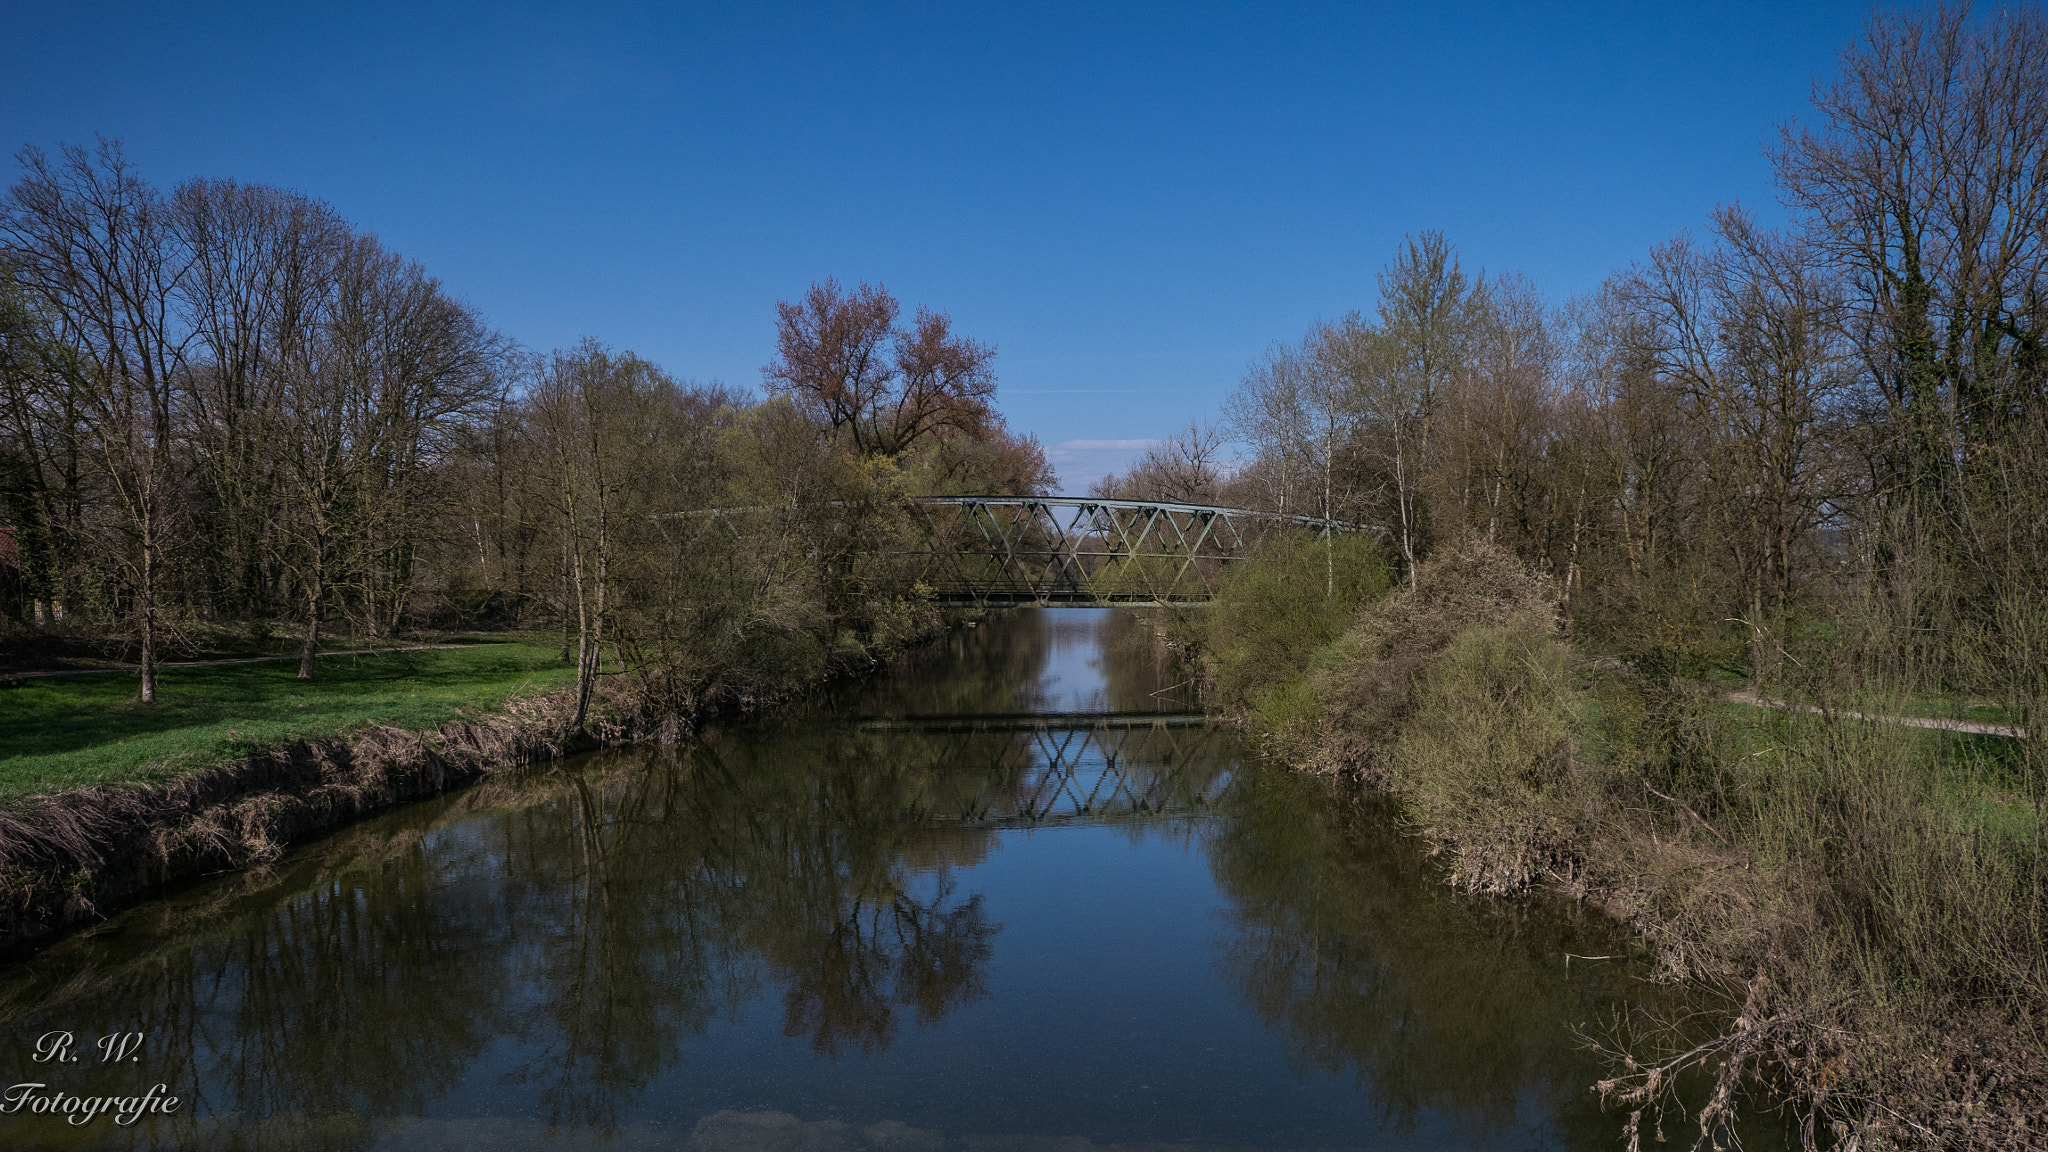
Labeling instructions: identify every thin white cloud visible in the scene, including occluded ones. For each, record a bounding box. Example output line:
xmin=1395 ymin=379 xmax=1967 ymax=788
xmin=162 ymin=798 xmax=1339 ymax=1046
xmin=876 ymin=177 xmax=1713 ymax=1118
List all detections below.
xmin=1044 ymin=438 xmax=1161 ymax=493
xmin=1048 ymin=438 xmax=1160 ymax=455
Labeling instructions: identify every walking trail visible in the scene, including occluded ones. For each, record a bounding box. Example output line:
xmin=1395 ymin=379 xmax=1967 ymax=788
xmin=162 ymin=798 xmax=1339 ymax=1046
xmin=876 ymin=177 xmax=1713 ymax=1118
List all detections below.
xmin=0 ymin=644 xmax=492 ymax=684
xmin=1729 ymin=688 xmax=2027 ymax=739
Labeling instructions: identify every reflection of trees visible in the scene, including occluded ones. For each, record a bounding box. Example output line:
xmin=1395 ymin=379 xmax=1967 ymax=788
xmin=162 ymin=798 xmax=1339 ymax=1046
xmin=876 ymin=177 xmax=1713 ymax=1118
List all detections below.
xmin=1204 ymin=770 xmax=1675 ymax=1145
xmin=0 ymin=720 xmax=1067 ymax=1148
xmin=0 ymin=612 xmax=1239 ymax=1150
xmin=0 ymin=824 xmax=519 ymax=1152
xmin=1095 ymin=609 xmax=1201 ymax=713
xmin=458 ymin=734 xmax=1015 ymax=1124
xmin=773 ymin=873 xmax=994 ymax=1058
xmin=498 ymin=760 xmax=761 ymax=1131
xmin=828 ymin=609 xmax=1058 ymax=717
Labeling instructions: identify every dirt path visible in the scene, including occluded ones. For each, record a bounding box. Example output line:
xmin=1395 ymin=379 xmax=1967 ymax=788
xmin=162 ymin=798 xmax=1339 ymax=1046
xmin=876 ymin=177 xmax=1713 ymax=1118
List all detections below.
xmin=0 ymin=644 xmax=493 ymax=684
xmin=1729 ymin=688 xmax=2027 ymax=738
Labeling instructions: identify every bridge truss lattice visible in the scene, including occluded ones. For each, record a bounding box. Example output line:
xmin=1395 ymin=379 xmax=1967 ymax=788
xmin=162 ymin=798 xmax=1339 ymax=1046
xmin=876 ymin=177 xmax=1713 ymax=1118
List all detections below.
xmin=858 ymin=712 xmax=1233 ymax=827
xmin=907 ymin=496 xmax=1365 ymax=608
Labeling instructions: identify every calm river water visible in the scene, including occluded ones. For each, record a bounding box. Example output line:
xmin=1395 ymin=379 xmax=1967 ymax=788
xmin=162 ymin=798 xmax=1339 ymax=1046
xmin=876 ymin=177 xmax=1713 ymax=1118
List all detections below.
xmin=1 ymin=610 xmax=1782 ymax=1151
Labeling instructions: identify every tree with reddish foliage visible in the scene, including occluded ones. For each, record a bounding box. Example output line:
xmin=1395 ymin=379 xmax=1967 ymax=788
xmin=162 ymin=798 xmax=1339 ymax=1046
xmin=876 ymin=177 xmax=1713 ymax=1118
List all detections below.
xmin=764 ymin=278 xmax=998 ymax=459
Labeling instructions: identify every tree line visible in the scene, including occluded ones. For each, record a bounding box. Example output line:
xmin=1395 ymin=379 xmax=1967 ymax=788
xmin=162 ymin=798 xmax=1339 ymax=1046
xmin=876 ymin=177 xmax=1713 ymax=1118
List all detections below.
xmin=0 ymin=144 xmax=1048 ymax=709
xmin=1099 ymin=5 xmax=2047 ymax=674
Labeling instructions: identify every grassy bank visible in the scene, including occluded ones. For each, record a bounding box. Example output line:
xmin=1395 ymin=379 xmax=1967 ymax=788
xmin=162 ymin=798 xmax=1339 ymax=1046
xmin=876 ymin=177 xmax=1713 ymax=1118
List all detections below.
xmin=0 ymin=640 xmax=577 ymax=802
xmin=1201 ymin=535 xmax=2046 ymax=1149
xmin=0 ymin=607 xmax=964 ymax=953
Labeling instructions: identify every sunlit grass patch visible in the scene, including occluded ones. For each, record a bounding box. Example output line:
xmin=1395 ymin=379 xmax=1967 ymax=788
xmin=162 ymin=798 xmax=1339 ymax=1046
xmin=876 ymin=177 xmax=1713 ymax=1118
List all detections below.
xmin=0 ymin=642 xmax=576 ymax=802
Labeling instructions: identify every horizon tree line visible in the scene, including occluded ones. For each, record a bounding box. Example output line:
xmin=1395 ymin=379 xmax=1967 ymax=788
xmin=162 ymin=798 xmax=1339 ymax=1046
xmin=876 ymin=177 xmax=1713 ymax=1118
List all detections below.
xmin=1097 ymin=4 xmax=2046 ymax=669
xmin=0 ymin=144 xmax=1049 ymax=709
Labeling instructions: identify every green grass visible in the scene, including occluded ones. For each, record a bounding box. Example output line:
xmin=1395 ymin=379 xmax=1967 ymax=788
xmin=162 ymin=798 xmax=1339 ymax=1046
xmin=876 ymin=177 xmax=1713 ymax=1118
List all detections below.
xmin=0 ymin=641 xmax=577 ymax=802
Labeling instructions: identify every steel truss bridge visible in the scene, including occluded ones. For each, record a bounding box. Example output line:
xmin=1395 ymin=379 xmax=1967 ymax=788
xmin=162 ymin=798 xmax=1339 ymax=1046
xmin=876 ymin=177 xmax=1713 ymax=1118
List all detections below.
xmin=858 ymin=711 xmax=1234 ymax=827
xmin=907 ymin=496 xmax=1368 ymax=608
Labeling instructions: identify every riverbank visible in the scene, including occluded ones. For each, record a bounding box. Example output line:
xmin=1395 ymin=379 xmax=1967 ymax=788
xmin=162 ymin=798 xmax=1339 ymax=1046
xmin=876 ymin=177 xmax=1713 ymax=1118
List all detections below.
xmin=1 ymin=606 xmax=1676 ymax=1150
xmin=0 ymin=618 xmax=962 ymax=956
xmin=0 ymin=640 xmax=578 ymax=799
xmin=1199 ymin=536 xmax=2045 ymax=1149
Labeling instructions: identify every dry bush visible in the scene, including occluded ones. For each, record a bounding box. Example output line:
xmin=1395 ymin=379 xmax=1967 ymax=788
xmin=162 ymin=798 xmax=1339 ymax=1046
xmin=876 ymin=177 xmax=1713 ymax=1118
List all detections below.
xmin=1280 ymin=533 xmax=1612 ymax=895
xmin=1309 ymin=533 xmax=1558 ymax=776
xmin=1385 ymin=623 xmax=1598 ymax=893
xmin=1584 ymin=602 xmax=2048 ymax=1148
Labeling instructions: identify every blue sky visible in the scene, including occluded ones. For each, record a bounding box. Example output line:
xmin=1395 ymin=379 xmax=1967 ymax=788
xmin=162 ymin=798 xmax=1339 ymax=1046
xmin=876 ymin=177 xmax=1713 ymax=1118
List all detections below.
xmin=4 ymin=2 xmax=1873 ymax=487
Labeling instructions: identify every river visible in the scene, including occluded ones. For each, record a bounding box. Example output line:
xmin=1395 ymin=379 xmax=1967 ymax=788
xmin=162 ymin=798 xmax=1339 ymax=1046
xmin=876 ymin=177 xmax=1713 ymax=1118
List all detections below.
xmin=0 ymin=609 xmax=1781 ymax=1151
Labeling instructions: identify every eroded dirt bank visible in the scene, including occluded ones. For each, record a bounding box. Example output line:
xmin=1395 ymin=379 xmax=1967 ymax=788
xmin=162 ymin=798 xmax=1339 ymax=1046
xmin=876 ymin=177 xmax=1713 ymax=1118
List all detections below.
xmin=0 ymin=679 xmax=676 ymax=953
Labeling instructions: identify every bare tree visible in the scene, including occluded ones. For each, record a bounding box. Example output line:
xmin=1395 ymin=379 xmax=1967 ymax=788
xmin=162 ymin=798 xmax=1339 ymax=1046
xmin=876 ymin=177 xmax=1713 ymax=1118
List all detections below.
xmin=1445 ymin=272 xmax=1558 ymax=545
xmin=1362 ymin=232 xmax=1486 ymax=590
xmin=329 ymin=237 xmax=503 ymax=637
xmin=173 ymin=178 xmax=347 ymax=621
xmin=1091 ymin=420 xmax=1228 ymax=504
xmin=1303 ymin=319 xmax=1375 ymax=598
xmin=1228 ymin=324 xmax=1369 ymax=600
xmin=274 ymin=244 xmax=352 ymax=680
xmin=886 ymin=305 xmax=998 ymax=456
xmin=526 ymin=341 xmax=676 ymax=729
xmin=3 ymin=140 xmax=193 ymax=702
xmin=764 ymin=278 xmax=998 ymax=459
xmin=1773 ymin=4 xmax=2048 ymax=563
xmin=1223 ymin=342 xmax=1315 ymax=518
xmin=1613 ymin=213 xmax=1852 ymax=622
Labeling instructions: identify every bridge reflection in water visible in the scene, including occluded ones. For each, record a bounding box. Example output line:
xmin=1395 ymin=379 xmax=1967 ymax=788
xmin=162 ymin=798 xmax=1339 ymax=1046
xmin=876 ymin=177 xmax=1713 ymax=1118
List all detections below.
xmin=854 ymin=710 xmax=1232 ymax=826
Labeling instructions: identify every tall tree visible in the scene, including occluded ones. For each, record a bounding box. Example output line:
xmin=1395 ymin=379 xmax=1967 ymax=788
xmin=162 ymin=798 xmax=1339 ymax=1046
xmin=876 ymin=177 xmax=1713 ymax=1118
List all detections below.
xmin=1365 ymin=231 xmax=1487 ymax=589
xmin=327 ymin=236 xmax=502 ymax=637
xmin=1773 ymin=4 xmax=2048 ymax=581
xmin=1613 ymin=214 xmax=1852 ymax=632
xmin=526 ymin=341 xmax=673 ymax=729
xmin=173 ymin=178 xmax=347 ymax=620
xmin=1443 ymin=272 xmax=1557 ymax=547
xmin=3 ymin=140 xmax=192 ymax=702
xmin=1224 ymin=342 xmax=1315 ymax=519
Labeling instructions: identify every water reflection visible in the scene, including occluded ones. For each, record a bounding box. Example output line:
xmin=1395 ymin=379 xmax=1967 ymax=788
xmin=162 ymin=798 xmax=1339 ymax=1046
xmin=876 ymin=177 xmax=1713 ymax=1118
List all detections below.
xmin=1208 ymin=771 xmax=1643 ymax=1144
xmin=0 ymin=611 xmax=1772 ymax=1151
xmin=823 ymin=609 xmax=1197 ymax=719
xmin=1 ymin=739 xmax=1010 ymax=1149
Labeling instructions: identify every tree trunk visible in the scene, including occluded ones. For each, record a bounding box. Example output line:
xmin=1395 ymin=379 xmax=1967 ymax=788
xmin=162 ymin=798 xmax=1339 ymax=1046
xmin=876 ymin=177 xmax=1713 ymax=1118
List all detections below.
xmin=569 ymin=521 xmax=594 ymax=731
xmin=298 ymin=572 xmax=322 ymax=679
xmin=559 ymin=538 xmax=574 ymax=664
xmin=139 ymin=528 xmax=157 ymax=705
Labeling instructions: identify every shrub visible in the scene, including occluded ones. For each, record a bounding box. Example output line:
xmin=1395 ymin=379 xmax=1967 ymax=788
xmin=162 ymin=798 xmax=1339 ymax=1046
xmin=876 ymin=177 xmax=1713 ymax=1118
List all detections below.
xmin=1313 ymin=533 xmax=1558 ymax=774
xmin=1206 ymin=531 xmax=1389 ymax=719
xmin=1388 ymin=623 xmax=1600 ymax=894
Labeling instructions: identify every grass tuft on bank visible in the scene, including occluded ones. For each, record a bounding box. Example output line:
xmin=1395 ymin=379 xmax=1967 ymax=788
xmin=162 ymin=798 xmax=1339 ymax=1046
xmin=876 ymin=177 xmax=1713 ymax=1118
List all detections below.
xmin=0 ymin=641 xmax=577 ymax=802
